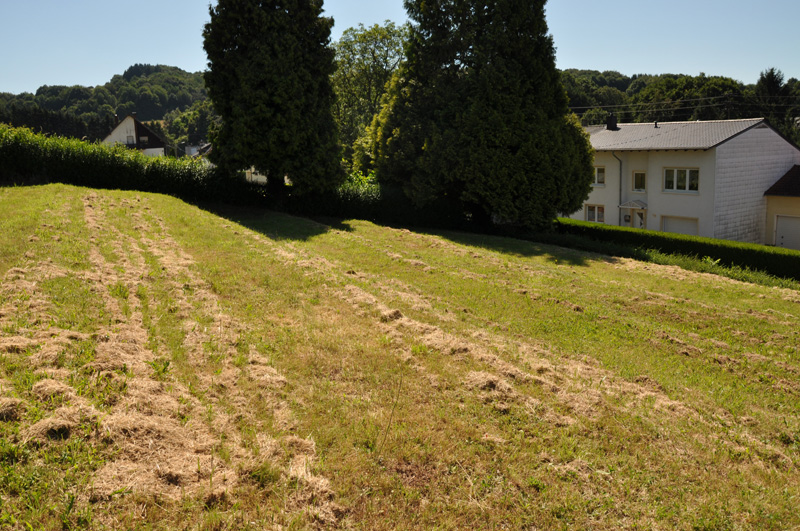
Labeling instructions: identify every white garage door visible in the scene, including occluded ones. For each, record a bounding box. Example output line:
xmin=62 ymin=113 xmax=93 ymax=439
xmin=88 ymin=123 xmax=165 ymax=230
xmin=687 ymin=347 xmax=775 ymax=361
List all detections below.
xmin=662 ymin=216 xmax=699 ymax=236
xmin=776 ymin=216 xmax=800 ymax=250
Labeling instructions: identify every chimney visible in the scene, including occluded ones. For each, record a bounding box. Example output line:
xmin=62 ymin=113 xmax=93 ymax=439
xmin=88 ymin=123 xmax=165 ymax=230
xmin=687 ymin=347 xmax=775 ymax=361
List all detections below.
xmin=606 ymin=113 xmax=618 ymax=131
xmin=654 ymin=121 xmax=659 ymax=128
xmin=114 ymin=114 xmax=119 ymax=126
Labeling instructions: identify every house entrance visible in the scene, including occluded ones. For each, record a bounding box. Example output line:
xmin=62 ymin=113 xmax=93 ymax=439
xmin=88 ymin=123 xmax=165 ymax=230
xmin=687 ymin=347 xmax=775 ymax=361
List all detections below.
xmin=619 ymin=200 xmax=648 ymax=230
xmin=630 ymin=209 xmax=646 ymax=229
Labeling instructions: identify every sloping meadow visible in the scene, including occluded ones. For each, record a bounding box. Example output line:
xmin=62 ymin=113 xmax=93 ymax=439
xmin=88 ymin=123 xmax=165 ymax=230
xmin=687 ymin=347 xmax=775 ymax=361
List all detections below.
xmin=0 ymin=184 xmax=798 ymax=529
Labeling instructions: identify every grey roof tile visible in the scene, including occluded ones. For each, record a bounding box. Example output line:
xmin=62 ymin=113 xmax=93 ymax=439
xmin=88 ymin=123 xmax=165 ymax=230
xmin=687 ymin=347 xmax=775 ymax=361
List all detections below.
xmin=587 ymin=118 xmax=765 ymax=151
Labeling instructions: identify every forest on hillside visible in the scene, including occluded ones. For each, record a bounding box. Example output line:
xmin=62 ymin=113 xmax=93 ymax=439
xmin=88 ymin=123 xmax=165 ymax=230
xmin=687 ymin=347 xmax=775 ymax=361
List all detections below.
xmin=1 ymin=40 xmax=800 ymax=154
xmin=563 ymin=68 xmax=800 ymax=136
xmin=0 ymin=64 xmax=210 ymax=148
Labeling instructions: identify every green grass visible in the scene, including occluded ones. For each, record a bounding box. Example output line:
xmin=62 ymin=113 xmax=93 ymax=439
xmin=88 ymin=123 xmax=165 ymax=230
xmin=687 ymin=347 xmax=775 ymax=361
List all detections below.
xmin=0 ymin=184 xmax=798 ymax=529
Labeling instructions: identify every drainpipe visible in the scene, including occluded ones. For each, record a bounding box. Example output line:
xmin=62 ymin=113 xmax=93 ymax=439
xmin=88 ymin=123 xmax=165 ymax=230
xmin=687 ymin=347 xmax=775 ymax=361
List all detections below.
xmin=612 ymin=151 xmax=623 ymax=226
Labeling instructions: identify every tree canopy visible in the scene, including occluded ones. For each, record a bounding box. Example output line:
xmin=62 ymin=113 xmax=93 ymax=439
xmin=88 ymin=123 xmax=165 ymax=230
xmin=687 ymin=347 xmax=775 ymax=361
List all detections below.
xmin=358 ymin=0 xmax=594 ymax=230
xmin=203 ymin=0 xmax=343 ymax=194
xmin=332 ymin=21 xmax=408 ymax=167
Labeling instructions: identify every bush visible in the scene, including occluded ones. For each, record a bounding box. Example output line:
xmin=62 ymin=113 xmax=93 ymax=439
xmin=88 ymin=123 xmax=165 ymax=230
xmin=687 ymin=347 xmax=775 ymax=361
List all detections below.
xmin=0 ymin=123 xmax=261 ymax=204
xmin=554 ymin=218 xmax=800 ymax=281
xmin=286 ymin=171 xmax=474 ymax=230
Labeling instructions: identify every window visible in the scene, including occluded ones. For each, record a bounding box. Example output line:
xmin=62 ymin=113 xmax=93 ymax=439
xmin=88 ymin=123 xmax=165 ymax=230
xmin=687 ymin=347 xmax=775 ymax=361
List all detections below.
xmin=593 ymin=167 xmax=605 ymax=186
xmin=587 ymin=205 xmax=605 ymax=223
xmin=664 ymin=168 xmax=699 ymax=192
xmin=139 ymin=136 xmax=149 ymax=144
xmin=633 ymin=171 xmax=646 ymax=192
xmin=126 ymin=135 xmax=135 ymax=145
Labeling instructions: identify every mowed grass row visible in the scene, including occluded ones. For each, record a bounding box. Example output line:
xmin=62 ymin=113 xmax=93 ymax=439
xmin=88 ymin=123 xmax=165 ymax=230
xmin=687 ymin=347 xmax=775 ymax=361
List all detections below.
xmin=0 ymin=184 xmax=798 ymax=529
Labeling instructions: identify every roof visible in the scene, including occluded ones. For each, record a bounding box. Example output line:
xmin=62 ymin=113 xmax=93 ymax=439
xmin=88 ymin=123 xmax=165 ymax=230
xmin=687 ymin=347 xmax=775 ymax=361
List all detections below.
xmin=132 ymin=117 xmax=166 ymax=150
xmin=765 ymin=165 xmax=800 ymax=197
xmin=586 ymin=118 xmax=766 ymax=152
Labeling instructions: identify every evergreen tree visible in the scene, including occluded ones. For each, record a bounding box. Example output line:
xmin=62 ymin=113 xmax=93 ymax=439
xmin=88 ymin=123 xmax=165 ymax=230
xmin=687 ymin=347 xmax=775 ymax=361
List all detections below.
xmin=363 ymin=0 xmax=593 ymax=229
xmin=203 ymin=0 xmax=343 ymax=194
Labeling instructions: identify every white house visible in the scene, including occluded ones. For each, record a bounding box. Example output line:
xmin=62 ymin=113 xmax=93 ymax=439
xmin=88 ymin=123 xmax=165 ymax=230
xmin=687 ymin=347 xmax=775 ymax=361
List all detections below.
xmin=568 ymin=117 xmax=800 ymax=247
xmin=102 ymin=114 xmax=167 ymax=157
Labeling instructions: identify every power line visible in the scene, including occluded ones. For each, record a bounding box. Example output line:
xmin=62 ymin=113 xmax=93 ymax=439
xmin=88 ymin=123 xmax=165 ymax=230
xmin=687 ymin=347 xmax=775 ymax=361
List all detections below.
xmin=569 ymin=94 xmax=730 ymax=111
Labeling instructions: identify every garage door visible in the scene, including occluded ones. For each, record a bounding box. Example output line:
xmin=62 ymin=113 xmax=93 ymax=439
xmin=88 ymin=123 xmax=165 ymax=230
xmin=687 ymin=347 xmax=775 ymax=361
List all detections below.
xmin=776 ymin=215 xmax=800 ymax=250
xmin=662 ymin=216 xmax=699 ymax=236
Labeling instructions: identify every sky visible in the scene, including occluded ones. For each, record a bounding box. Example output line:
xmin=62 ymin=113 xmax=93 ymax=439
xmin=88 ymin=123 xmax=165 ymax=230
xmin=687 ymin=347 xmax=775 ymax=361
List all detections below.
xmin=0 ymin=0 xmax=798 ymax=95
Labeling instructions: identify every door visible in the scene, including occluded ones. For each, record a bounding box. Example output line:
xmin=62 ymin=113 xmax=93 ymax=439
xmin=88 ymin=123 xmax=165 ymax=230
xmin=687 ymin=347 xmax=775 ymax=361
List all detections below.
xmin=631 ymin=209 xmax=647 ymax=229
xmin=776 ymin=215 xmax=800 ymax=250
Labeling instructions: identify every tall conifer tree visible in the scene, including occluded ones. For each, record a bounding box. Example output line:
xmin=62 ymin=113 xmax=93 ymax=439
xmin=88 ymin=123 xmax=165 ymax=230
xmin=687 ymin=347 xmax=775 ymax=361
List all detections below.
xmin=203 ymin=0 xmax=343 ymax=194
xmin=365 ymin=0 xmax=593 ymax=228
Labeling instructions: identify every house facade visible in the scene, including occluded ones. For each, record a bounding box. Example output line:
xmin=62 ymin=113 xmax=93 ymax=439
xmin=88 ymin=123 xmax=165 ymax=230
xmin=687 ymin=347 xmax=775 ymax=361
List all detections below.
xmin=102 ymin=114 xmax=166 ymax=157
xmin=568 ymin=118 xmax=800 ymax=247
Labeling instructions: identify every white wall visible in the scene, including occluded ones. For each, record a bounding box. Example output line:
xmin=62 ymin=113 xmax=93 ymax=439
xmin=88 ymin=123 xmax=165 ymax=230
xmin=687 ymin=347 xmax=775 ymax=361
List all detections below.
xmin=102 ymin=116 xmax=137 ymax=146
xmin=570 ymin=149 xmax=717 ymax=237
xmin=644 ymin=150 xmax=716 ymax=237
xmin=567 ymin=151 xmax=621 ymax=223
xmin=714 ymin=126 xmax=800 ymax=243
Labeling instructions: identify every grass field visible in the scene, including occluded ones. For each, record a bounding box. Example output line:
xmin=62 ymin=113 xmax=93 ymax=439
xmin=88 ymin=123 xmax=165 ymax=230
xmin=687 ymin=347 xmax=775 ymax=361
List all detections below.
xmin=1 ymin=184 xmax=798 ymax=530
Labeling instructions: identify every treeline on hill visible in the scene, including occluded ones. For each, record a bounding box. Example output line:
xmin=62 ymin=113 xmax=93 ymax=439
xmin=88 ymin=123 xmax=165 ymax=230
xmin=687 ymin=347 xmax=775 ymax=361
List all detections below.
xmin=2 ymin=54 xmax=799 ymax=160
xmin=563 ymin=68 xmax=800 ymax=143
xmin=0 ymin=64 xmax=214 ymax=150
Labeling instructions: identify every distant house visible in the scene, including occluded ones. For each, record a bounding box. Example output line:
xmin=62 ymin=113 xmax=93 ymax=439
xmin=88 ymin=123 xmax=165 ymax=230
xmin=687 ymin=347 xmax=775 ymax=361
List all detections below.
xmin=568 ymin=117 xmax=800 ymax=248
xmin=102 ymin=114 xmax=166 ymax=157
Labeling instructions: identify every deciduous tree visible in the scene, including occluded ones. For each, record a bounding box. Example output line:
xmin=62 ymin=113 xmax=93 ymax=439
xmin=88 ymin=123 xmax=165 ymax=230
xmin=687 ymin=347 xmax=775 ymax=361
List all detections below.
xmin=332 ymin=21 xmax=408 ymax=165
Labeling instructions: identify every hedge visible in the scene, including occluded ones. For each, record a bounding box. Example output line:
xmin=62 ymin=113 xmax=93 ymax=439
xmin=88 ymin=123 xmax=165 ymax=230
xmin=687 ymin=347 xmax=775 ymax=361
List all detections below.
xmin=555 ymin=218 xmax=800 ymax=281
xmin=0 ymin=123 xmax=262 ymax=204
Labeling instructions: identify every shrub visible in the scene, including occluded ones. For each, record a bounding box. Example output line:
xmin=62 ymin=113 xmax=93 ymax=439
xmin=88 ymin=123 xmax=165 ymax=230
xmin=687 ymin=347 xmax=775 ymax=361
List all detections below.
xmin=286 ymin=171 xmax=472 ymax=229
xmin=0 ymin=123 xmax=260 ymax=204
xmin=555 ymin=218 xmax=800 ymax=281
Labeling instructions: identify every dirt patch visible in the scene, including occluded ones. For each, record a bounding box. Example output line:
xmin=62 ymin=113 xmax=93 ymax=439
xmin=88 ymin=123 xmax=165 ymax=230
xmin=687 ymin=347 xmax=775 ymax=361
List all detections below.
xmin=465 ymin=371 xmax=513 ymax=394
xmin=614 ymin=258 xmax=741 ymax=286
xmin=380 ymin=309 xmax=404 ymax=323
xmin=0 ymin=397 xmax=25 ymax=421
xmin=0 ymin=336 xmax=38 ymax=354
xmin=32 ymin=379 xmax=74 ymax=402
xmin=23 ymin=417 xmax=75 ymax=443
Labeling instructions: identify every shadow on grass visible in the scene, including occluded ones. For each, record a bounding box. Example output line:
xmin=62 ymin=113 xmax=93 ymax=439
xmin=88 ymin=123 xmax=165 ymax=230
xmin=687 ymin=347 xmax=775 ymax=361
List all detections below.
xmin=432 ymin=228 xmax=595 ymax=267
xmin=199 ymin=201 xmax=600 ymax=267
xmin=196 ymin=202 xmax=336 ymax=242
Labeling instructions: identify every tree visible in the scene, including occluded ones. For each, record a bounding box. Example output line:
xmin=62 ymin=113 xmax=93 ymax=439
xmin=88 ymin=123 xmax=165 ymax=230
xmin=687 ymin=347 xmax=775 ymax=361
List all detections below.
xmin=164 ymin=99 xmax=221 ymax=150
xmin=360 ymin=0 xmax=593 ymax=229
xmin=203 ymin=0 xmax=343 ymax=194
xmin=629 ymin=74 xmax=742 ymax=122
xmin=747 ymin=68 xmax=800 ymax=144
xmin=332 ymin=21 xmax=408 ymax=165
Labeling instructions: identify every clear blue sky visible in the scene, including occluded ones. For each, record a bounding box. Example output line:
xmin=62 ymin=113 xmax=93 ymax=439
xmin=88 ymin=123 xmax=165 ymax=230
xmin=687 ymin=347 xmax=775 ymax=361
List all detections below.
xmin=1 ymin=0 xmax=798 ymax=95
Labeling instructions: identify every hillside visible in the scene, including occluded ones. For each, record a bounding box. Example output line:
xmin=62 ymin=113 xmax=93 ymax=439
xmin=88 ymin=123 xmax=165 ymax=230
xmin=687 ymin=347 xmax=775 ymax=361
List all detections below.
xmin=0 ymin=65 xmax=207 ymax=142
xmin=1 ymin=184 xmax=799 ymax=529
